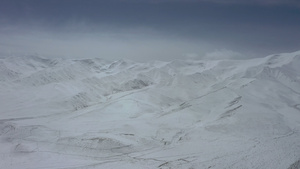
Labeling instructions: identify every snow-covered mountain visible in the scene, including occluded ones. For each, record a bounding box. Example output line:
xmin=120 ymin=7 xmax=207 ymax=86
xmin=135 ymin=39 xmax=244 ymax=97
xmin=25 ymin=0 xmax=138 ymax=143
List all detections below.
xmin=1 ymin=51 xmax=300 ymax=169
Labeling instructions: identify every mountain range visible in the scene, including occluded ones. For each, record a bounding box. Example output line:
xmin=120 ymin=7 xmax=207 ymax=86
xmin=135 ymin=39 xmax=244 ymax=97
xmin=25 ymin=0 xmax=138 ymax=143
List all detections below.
xmin=1 ymin=51 xmax=300 ymax=169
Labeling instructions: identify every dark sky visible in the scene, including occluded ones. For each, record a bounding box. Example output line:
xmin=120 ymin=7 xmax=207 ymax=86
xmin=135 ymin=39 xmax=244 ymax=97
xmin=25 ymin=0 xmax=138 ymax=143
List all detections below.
xmin=1 ymin=0 xmax=300 ymax=61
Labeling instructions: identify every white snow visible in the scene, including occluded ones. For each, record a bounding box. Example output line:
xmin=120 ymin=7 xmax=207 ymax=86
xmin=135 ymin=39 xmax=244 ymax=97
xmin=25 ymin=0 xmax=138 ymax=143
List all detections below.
xmin=1 ymin=51 xmax=300 ymax=169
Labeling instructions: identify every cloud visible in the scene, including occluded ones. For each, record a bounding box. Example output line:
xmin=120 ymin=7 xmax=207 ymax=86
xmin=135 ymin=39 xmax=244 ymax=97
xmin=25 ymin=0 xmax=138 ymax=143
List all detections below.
xmin=207 ymin=0 xmax=300 ymax=6
xmin=0 ymin=27 xmax=214 ymax=62
xmin=202 ymin=49 xmax=248 ymax=60
xmin=116 ymin=0 xmax=300 ymax=6
xmin=0 ymin=0 xmax=299 ymax=61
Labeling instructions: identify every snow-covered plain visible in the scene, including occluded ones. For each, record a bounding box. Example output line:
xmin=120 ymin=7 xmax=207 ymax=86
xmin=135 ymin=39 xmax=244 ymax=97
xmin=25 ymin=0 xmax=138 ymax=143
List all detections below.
xmin=1 ymin=51 xmax=300 ymax=169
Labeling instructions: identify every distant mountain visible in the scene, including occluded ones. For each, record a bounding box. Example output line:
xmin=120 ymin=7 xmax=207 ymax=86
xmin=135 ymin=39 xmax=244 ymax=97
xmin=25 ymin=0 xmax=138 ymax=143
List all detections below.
xmin=1 ymin=51 xmax=300 ymax=169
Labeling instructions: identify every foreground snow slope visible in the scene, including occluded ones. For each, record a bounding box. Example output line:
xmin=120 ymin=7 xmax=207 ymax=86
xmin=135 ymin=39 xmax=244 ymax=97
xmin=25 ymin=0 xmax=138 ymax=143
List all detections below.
xmin=1 ymin=51 xmax=300 ymax=169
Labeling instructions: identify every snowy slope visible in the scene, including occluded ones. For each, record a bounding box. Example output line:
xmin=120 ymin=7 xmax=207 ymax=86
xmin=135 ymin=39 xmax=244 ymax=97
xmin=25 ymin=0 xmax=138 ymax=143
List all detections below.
xmin=1 ymin=51 xmax=300 ymax=169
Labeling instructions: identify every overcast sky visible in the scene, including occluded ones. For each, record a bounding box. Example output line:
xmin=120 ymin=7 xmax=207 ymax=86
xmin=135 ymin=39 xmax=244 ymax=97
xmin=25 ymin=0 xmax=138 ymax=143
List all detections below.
xmin=1 ymin=0 xmax=300 ymax=61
